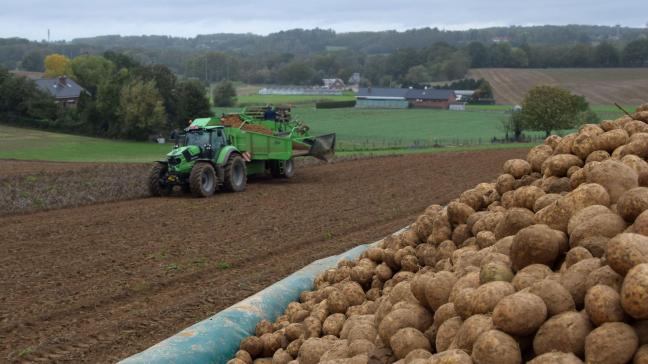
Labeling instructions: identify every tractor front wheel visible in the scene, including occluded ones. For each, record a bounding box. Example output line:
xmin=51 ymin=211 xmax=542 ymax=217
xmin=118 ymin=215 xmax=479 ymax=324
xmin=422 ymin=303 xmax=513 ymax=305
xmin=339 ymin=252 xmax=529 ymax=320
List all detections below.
xmin=189 ymin=162 xmax=217 ymax=197
xmin=148 ymin=162 xmax=170 ymax=197
xmin=223 ymin=154 xmax=247 ymax=192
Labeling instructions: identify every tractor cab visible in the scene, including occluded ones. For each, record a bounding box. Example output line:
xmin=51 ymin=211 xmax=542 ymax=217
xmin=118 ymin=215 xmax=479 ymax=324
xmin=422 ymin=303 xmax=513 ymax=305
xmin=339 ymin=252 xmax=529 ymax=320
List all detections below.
xmin=182 ymin=125 xmax=227 ymax=158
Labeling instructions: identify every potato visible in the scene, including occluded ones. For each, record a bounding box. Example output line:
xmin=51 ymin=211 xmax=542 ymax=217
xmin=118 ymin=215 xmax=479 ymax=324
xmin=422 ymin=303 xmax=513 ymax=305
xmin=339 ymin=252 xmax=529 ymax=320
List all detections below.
xmin=480 ymin=262 xmax=514 ymax=284
xmin=533 ymin=311 xmax=593 ymax=357
xmin=255 ymin=319 xmax=274 ymax=337
xmin=528 ymin=144 xmax=554 ymax=173
xmin=566 ymin=205 xmax=612 ymax=235
xmin=461 ymin=189 xmax=486 ymax=212
xmin=585 ymin=322 xmax=639 ymax=364
xmin=621 ymin=263 xmax=648 ymax=319
xmin=597 ymin=128 xmax=629 ymax=152
xmin=448 ymin=201 xmax=477 ymax=226
xmin=472 ymin=281 xmax=515 ymax=314
xmin=512 ymin=264 xmax=553 ymax=291
xmin=431 ymin=213 xmax=453 ymax=244
xmin=540 ymin=176 xmax=572 ymax=194
xmin=607 ymin=233 xmax=648 ymax=276
xmin=434 ymin=302 xmax=458 ymax=326
xmin=560 ymin=258 xmax=602 ymax=307
xmin=545 ymin=135 xmax=562 ymax=149
xmin=259 ymin=332 xmax=283 ymax=357
xmin=565 ymin=247 xmax=593 ymax=268
xmin=572 ymin=133 xmax=599 ymax=160
xmin=322 ymin=314 xmax=346 ymax=337
xmin=449 ymin=272 xmax=480 ymax=302
xmin=510 ymin=224 xmax=566 ymax=271
xmin=510 ymin=186 xmax=545 ymax=211
xmin=472 ymin=212 xmax=505 ymax=236
xmin=423 ymin=271 xmax=458 ymax=311
xmin=493 ymin=208 xmax=534 ymax=240
xmin=347 ymin=339 xmax=374 ymax=356
xmin=568 ymin=212 xmax=626 ymax=248
xmin=534 ymin=194 xmax=561 ymax=213
xmin=286 ymin=338 xmax=303 ymax=357
xmin=452 ymin=288 xmax=476 ymax=320
xmin=476 ymin=231 xmax=496 ymax=249
xmin=378 ymin=306 xmax=432 ymax=344
xmin=504 ymin=159 xmax=532 ymax=179
xmin=634 ymin=345 xmax=648 ymax=364
xmin=252 ymin=358 xmax=272 ymax=364
xmin=471 ymin=329 xmax=521 ymax=364
xmin=527 ymin=352 xmax=583 ymax=364
xmin=584 ymin=265 xmax=623 ymax=293
xmin=297 ymin=338 xmax=340 ymax=364
xmin=585 ymin=285 xmax=626 ymax=325
xmin=436 ymin=316 xmax=463 ymax=352
xmin=452 ymin=225 xmax=472 ymax=246
xmin=285 ymin=323 xmax=305 ymax=341
xmin=390 ymin=281 xmax=419 ymax=305
xmin=328 ymin=289 xmax=350 ymax=314
xmin=390 ymin=327 xmax=432 ymax=359
xmin=492 ymin=292 xmax=547 ymax=336
xmin=578 ymin=236 xmax=609 ymax=258
xmin=634 ymin=320 xmax=648 ymax=346
xmin=543 ymin=154 xmax=584 ymax=177
xmin=618 ymin=187 xmax=648 ymax=222
xmin=303 ymin=316 xmax=322 ymax=339
xmin=529 ymin=279 xmax=576 ymax=317
xmin=454 ymin=314 xmax=494 ymax=354
xmin=234 ymin=350 xmax=253 ymax=364
xmin=585 ymin=150 xmax=610 ymax=164
xmin=585 ymin=159 xmax=639 ymax=203
xmin=272 ymin=348 xmax=293 ymax=364
xmin=622 ymin=155 xmax=648 ymax=187
xmin=241 ymin=336 xmax=264 ymax=358
xmin=376 ymin=263 xmax=393 ymax=282
xmin=553 ymin=134 xmax=577 ymax=155
xmin=569 ymin=167 xmax=587 ymax=190
xmin=401 ymin=255 xmax=420 ymax=272
xmin=429 ymin=349 xmax=473 ymax=364
xmin=492 ymin=236 xmax=514 ymax=257
xmin=535 ymin=183 xmax=610 ymax=233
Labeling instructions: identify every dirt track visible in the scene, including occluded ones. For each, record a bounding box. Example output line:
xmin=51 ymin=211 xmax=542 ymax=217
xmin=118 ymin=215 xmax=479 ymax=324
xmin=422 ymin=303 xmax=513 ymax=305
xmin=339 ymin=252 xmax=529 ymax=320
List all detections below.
xmin=0 ymin=149 xmax=527 ymax=363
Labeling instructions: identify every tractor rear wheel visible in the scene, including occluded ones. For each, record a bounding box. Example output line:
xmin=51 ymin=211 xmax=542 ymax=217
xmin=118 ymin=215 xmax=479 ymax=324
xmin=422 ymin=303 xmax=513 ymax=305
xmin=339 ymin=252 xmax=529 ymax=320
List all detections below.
xmin=148 ymin=162 xmax=170 ymax=196
xmin=223 ymin=154 xmax=247 ymax=192
xmin=189 ymin=162 xmax=217 ymax=197
xmin=270 ymin=159 xmax=295 ymax=179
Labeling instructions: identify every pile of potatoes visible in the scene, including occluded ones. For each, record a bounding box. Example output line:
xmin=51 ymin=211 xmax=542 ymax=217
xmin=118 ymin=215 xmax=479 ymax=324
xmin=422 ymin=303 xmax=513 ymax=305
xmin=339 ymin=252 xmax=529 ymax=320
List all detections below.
xmin=230 ymin=103 xmax=648 ymax=364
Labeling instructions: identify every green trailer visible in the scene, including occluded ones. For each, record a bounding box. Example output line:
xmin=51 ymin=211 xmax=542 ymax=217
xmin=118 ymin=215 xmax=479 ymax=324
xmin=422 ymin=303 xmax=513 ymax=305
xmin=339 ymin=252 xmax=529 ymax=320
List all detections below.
xmin=148 ymin=107 xmax=336 ymax=197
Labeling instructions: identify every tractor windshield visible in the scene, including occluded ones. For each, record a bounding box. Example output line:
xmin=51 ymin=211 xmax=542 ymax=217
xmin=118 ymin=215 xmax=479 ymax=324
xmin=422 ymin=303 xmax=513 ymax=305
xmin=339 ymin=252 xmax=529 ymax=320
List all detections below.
xmin=184 ymin=131 xmax=210 ymax=147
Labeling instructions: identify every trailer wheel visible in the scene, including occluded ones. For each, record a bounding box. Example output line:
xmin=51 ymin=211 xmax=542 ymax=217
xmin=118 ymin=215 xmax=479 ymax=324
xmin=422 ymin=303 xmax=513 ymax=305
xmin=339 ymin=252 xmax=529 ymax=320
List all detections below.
xmin=148 ymin=162 xmax=170 ymax=197
xmin=270 ymin=160 xmax=295 ymax=179
xmin=223 ymin=154 xmax=247 ymax=192
xmin=189 ymin=162 xmax=217 ymax=197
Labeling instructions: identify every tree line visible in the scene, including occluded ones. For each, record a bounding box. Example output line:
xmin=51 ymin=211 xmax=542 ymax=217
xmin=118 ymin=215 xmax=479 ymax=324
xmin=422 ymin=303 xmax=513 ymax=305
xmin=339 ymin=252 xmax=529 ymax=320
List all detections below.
xmin=0 ymin=52 xmax=212 ymax=140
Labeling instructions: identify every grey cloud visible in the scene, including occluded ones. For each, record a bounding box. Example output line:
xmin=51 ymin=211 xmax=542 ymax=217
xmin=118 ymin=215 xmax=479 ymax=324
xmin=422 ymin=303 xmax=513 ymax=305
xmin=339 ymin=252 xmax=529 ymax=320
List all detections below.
xmin=0 ymin=0 xmax=646 ymax=40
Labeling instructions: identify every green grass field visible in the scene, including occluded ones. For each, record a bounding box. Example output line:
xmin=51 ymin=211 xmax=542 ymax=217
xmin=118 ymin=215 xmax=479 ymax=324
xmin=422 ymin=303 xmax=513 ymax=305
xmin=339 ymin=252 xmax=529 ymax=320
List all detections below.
xmin=0 ymin=125 xmax=169 ymax=162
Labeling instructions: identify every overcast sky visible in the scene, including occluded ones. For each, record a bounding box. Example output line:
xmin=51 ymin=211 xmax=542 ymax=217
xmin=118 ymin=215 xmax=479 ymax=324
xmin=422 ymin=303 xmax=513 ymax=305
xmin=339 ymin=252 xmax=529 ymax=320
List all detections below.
xmin=1 ymin=0 xmax=647 ymax=41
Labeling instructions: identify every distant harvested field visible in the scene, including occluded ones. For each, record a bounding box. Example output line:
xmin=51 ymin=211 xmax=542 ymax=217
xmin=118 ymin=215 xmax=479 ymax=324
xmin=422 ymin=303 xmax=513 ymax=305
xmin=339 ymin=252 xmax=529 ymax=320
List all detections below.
xmin=469 ymin=68 xmax=648 ymax=105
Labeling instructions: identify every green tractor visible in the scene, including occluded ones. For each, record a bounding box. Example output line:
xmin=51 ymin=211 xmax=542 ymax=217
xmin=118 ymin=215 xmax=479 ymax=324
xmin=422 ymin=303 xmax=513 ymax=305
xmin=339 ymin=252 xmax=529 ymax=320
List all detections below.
xmin=148 ymin=107 xmax=335 ymax=197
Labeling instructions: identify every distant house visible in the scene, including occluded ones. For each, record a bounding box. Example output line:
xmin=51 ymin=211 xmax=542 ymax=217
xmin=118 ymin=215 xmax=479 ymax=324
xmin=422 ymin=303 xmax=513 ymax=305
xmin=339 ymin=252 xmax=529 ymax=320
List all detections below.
xmin=322 ymin=78 xmax=346 ymax=89
xmin=356 ymin=87 xmax=456 ymax=109
xmin=258 ymin=86 xmax=341 ymax=96
xmin=356 ymin=87 xmax=409 ymax=109
xmin=35 ymin=76 xmax=88 ymax=108
xmin=407 ymin=89 xmax=457 ymax=109
xmin=10 ymin=70 xmax=45 ymax=80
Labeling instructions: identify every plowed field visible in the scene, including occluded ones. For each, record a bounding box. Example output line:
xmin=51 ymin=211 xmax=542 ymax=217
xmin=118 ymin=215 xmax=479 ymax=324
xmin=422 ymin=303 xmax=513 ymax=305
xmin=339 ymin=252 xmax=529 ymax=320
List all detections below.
xmin=0 ymin=149 xmax=527 ymax=363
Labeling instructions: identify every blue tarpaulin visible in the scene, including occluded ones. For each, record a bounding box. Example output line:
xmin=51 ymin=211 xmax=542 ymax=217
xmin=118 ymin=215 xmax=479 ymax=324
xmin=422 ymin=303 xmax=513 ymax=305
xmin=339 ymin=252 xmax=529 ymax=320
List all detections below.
xmin=119 ymin=227 xmax=407 ymax=364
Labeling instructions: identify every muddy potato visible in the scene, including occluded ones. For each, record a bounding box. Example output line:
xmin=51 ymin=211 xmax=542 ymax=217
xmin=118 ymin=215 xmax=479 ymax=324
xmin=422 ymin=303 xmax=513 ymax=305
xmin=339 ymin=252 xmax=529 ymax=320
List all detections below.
xmin=596 ymin=128 xmax=629 ymax=151
xmin=322 ymin=314 xmax=346 ymax=337
xmin=474 ymin=231 xmax=495 ymax=249
xmin=585 ymin=159 xmax=639 ymax=203
xmin=634 ymin=345 xmax=648 ymax=364
xmin=285 ymin=323 xmax=305 ymax=341
xmin=569 ymin=212 xmax=626 ymax=249
xmin=622 ymin=155 xmax=648 ymax=187
xmin=510 ymin=186 xmax=545 ymax=211
xmin=472 ymin=212 xmax=505 ymax=236
xmin=390 ymin=327 xmax=432 ymax=359
xmin=510 ymin=224 xmax=566 ymax=271
xmin=241 ymin=336 xmax=264 ymax=358
xmin=566 ymin=205 xmax=612 ymax=235
xmin=390 ymin=281 xmax=419 ymax=305
xmin=448 ymin=201 xmax=477 ymax=226
xmin=529 ymin=279 xmax=575 ymax=317
xmin=378 ymin=305 xmax=432 ymax=344
xmin=543 ymin=154 xmax=584 ymax=177
xmin=584 ymin=265 xmax=623 ymax=293
xmin=553 ymin=134 xmax=577 ymax=155
xmin=527 ymin=352 xmax=583 ymax=364
xmin=259 ymin=332 xmax=283 ymax=357
xmin=471 ymin=329 xmax=521 ymax=364
xmin=618 ymin=187 xmax=648 ymax=222
xmin=480 ymin=262 xmax=514 ymax=284
xmin=534 ymin=194 xmax=561 ymax=213
xmin=454 ymin=314 xmax=494 ymax=354
xmin=328 ymin=289 xmax=350 ymax=314
xmin=565 ymin=247 xmax=593 ymax=268
xmin=585 ymin=322 xmax=639 ymax=364
xmin=492 ymin=236 xmax=514 ymax=257
xmin=621 ymin=263 xmax=648 ymax=319
xmin=569 ymin=167 xmax=587 ymax=190
xmin=545 ymin=135 xmax=562 ymax=149
xmin=541 ymin=176 xmax=572 ymax=194
xmin=272 ymin=348 xmax=293 ymax=364
xmin=512 ymin=264 xmax=553 ymax=291
xmin=494 ymin=208 xmax=535 ymax=239
xmin=496 ymin=174 xmax=516 ymax=196
xmin=436 ymin=316 xmax=464 ymax=352
xmin=528 ymin=144 xmax=554 ymax=173
xmin=533 ymin=311 xmax=593 ymax=357
xmin=434 ymin=302 xmax=458 ymax=326
xmin=452 ymin=288 xmax=476 ymax=320
xmin=560 ymin=258 xmax=602 ymax=307
xmin=256 ymin=319 xmax=274 ymax=337
xmin=585 ymin=150 xmax=610 ymax=164
xmin=472 ymin=281 xmax=515 ymax=314
xmin=585 ymin=285 xmax=626 ymax=325
xmin=405 ymin=349 xmax=432 ymax=363
xmin=297 ymin=338 xmax=340 ymax=364
xmin=504 ymin=159 xmax=532 ymax=179
xmin=492 ymin=292 xmax=547 ymax=336
xmin=423 ymin=271 xmax=458 ymax=310
xmin=577 ymin=236 xmax=609 ymax=258
xmin=606 ymin=233 xmax=648 ymax=276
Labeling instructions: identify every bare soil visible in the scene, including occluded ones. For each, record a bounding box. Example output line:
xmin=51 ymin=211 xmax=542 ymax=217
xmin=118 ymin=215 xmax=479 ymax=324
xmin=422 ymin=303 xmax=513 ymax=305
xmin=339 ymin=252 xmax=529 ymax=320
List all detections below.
xmin=0 ymin=149 xmax=527 ymax=363
xmin=469 ymin=68 xmax=648 ymax=105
